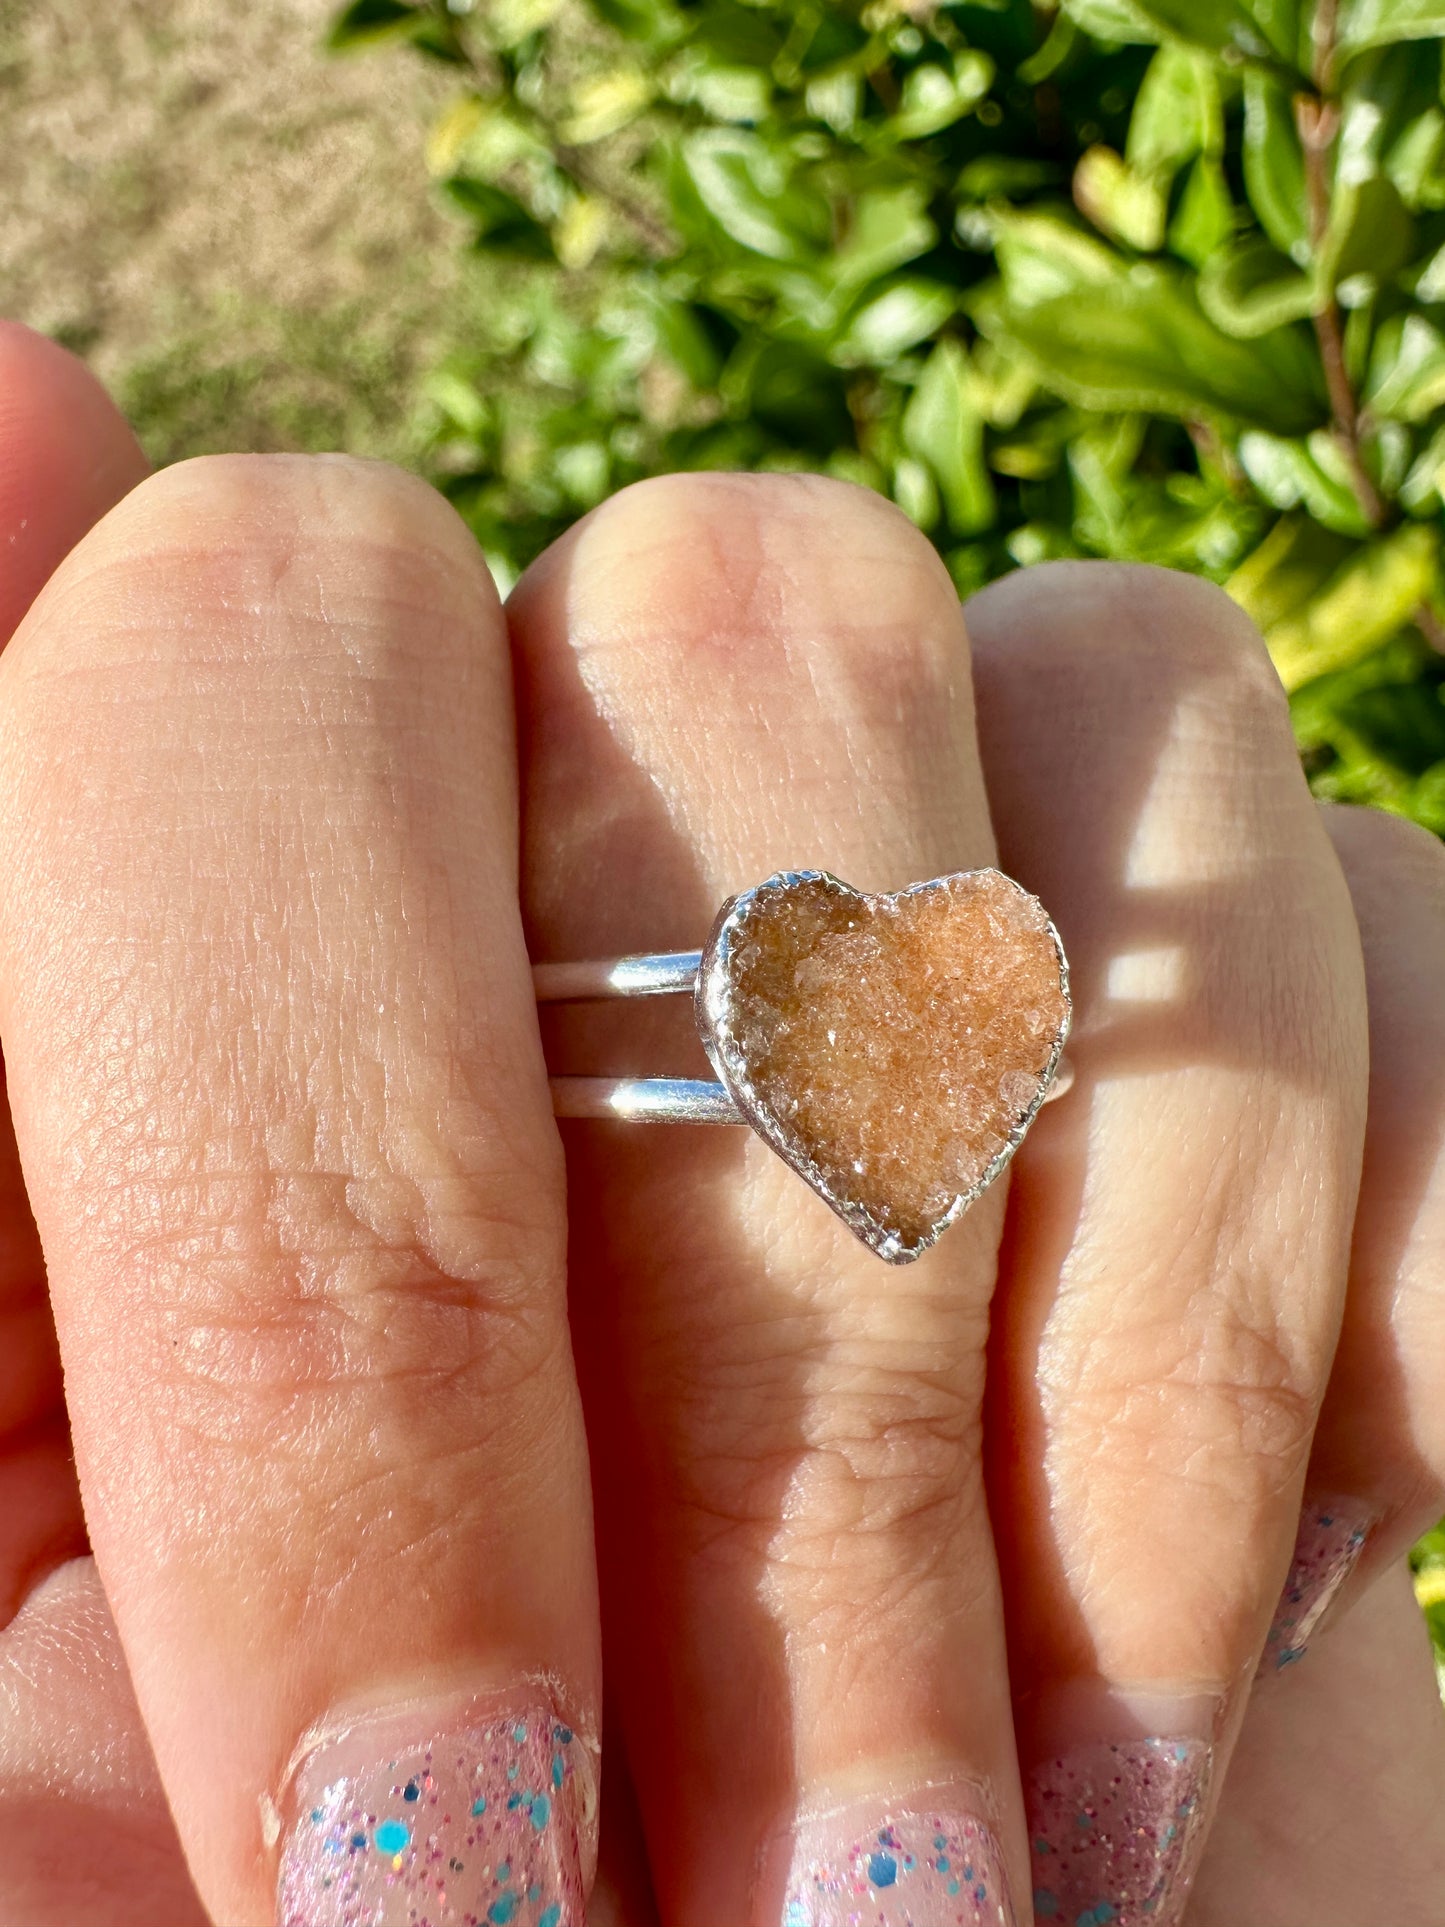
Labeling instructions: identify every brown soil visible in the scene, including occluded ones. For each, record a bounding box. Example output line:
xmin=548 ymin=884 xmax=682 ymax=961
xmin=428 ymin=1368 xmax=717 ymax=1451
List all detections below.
xmin=0 ymin=0 xmax=475 ymax=464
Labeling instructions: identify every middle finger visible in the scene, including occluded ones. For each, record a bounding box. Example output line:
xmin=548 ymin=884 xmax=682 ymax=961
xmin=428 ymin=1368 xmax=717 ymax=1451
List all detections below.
xmin=512 ymin=472 xmax=1030 ymax=1927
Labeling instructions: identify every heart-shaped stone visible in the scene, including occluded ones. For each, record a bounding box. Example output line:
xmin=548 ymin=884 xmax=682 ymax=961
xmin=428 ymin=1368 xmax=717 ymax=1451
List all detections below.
xmin=696 ymin=869 xmax=1070 ymax=1262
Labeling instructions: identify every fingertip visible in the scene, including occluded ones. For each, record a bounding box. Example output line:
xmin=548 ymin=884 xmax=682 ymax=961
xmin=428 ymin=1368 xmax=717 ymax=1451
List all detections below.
xmin=1321 ymin=799 xmax=1445 ymax=884
xmin=0 ymin=321 xmax=150 ymax=643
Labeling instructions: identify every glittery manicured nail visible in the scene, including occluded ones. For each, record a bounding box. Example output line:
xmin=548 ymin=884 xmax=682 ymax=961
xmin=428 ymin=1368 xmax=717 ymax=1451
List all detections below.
xmin=1027 ymin=1738 xmax=1212 ymax=1927
xmin=1259 ymin=1496 xmax=1377 ymax=1675
xmin=774 ymin=1794 xmax=1017 ymax=1926
xmin=276 ymin=1698 xmax=594 ymax=1927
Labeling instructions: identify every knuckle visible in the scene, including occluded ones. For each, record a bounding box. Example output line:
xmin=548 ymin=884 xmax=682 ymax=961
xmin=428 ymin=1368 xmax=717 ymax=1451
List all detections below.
xmin=118 ymin=1160 xmax=567 ymax=1497
xmin=974 ymin=560 xmax=1291 ymax=740
xmin=2 ymin=453 xmax=497 ymax=706
xmin=569 ymin=469 xmax=963 ymax=690
xmin=1052 ymin=1294 xmax=1321 ymax=1511
xmin=663 ymin=1356 xmax=983 ymax=1627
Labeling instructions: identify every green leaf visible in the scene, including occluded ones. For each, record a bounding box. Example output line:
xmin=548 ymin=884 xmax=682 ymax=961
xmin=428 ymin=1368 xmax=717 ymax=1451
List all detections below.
xmin=1059 ymin=0 xmax=1163 ymax=45
xmin=651 ymin=299 xmax=728 ymax=389
xmin=1125 ymin=0 xmax=1284 ymax=63
xmin=721 ymin=339 xmax=851 ymax=449
xmin=831 ymin=187 xmax=937 ymax=292
xmin=979 ymin=215 xmax=1326 ymax=432
xmin=1346 ymin=679 xmax=1445 ymax=768
xmin=1228 ymin=515 xmax=1360 ymax=636
xmin=1319 ymin=175 xmax=1416 ymax=293
xmin=1365 ymin=312 xmax=1445 ymax=420
xmin=562 ymin=69 xmax=653 ymax=144
xmin=988 ymin=213 xmax=1122 ymax=306
xmin=892 ymin=53 xmax=995 ymax=139
xmin=1199 ymin=235 xmax=1318 ymax=336
xmin=1237 ymin=430 xmax=1375 ymax=534
xmin=956 ymin=157 xmax=1065 ymax=201
xmin=678 ymin=130 xmax=826 ymax=261
xmin=1387 ymin=108 xmax=1445 ymax=209
xmin=488 ymin=0 xmax=563 ymax=45
xmin=893 ymin=455 xmax=940 ymax=531
xmin=1075 ymin=146 xmax=1169 ymax=251
xmin=677 ymin=60 xmax=772 ymax=124
xmin=1265 ymin=525 xmax=1439 ymax=687
xmin=1338 ymin=46 xmax=1445 ymax=210
xmin=1402 ymin=422 xmax=1445 ymax=511
xmin=1242 ymin=72 xmax=1310 ymax=264
xmin=326 ymin=0 xmax=426 ymax=51
xmin=1169 ymin=154 xmax=1237 ymax=266
xmin=588 ymin=0 xmax=684 ymax=39
xmin=442 ymin=179 xmax=555 ymax=258
xmin=902 ymin=341 xmax=996 ymax=535
xmin=424 ymin=370 xmax=491 ymax=438
xmin=1241 ymin=0 xmax=1302 ymax=64
xmin=1340 ymin=0 xmax=1445 ymax=55
xmin=1128 ymin=46 xmax=1219 ymax=182
xmin=832 ymin=279 xmax=958 ymax=364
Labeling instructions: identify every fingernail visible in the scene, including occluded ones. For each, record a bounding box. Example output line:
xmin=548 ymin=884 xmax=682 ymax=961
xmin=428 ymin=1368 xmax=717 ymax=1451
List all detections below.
xmin=1027 ymin=1738 xmax=1212 ymax=1927
xmin=771 ymin=1791 xmax=1017 ymax=1926
xmin=276 ymin=1696 xmax=595 ymax=1927
xmin=1260 ymin=1496 xmax=1377 ymax=1675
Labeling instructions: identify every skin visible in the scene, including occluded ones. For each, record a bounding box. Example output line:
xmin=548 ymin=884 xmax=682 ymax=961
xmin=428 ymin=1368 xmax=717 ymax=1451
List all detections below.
xmin=0 ymin=324 xmax=1441 ymax=1927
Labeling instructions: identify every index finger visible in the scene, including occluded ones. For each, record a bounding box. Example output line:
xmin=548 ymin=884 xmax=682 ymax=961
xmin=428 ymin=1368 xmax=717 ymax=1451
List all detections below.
xmin=0 ymin=321 xmax=149 ymax=1622
xmin=0 ymin=454 xmax=601 ymax=1927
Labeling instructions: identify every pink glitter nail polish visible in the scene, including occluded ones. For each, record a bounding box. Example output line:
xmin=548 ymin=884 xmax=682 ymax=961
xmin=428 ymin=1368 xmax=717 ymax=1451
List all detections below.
xmin=777 ymin=1797 xmax=1016 ymax=1926
xmin=1026 ymin=1738 xmax=1211 ymax=1927
xmin=1260 ymin=1497 xmax=1376 ymax=1674
xmin=277 ymin=1700 xmax=594 ymax=1927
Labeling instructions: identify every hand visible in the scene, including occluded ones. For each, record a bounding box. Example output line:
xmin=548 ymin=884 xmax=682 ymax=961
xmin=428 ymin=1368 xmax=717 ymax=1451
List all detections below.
xmin=0 ymin=323 xmax=1442 ymax=1927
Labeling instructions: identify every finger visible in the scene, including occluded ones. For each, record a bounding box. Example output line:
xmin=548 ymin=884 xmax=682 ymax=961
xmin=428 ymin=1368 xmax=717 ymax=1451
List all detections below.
xmin=586 ymin=1741 xmax=661 ymax=1927
xmin=0 ymin=455 xmax=600 ymax=1927
xmin=0 ymin=1560 xmax=208 ymax=1927
xmin=1253 ymin=805 xmax=1445 ymax=1671
xmin=1193 ymin=1563 xmax=1445 ymax=1924
xmin=0 ymin=321 xmax=148 ymax=639
xmin=512 ymin=474 xmax=1031 ymax=1927
xmin=0 ymin=321 xmax=148 ymax=1621
xmin=966 ymin=563 xmax=1368 ymax=1927
xmin=0 ymin=319 xmax=173 ymax=1926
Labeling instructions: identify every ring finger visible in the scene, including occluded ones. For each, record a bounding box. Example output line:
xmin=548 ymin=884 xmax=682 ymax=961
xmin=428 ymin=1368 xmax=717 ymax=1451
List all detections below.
xmin=968 ymin=561 xmax=1370 ymax=1927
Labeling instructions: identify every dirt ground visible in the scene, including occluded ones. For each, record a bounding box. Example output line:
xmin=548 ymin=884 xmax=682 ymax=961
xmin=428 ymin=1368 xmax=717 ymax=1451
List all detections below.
xmin=0 ymin=0 xmax=478 ymax=465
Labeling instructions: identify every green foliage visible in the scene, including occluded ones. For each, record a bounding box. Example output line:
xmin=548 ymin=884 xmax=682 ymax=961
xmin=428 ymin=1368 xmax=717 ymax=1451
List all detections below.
xmin=327 ymin=0 xmax=1445 ymax=831
xmin=1413 ymin=1524 xmax=1445 ymax=1697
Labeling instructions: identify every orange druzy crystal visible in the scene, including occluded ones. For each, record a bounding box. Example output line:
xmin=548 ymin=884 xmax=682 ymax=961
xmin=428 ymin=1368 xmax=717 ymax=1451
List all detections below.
xmin=701 ymin=869 xmax=1070 ymax=1259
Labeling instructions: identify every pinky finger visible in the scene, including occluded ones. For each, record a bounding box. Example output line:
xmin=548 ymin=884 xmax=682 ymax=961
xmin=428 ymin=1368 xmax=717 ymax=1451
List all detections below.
xmin=1259 ymin=804 xmax=1445 ymax=1672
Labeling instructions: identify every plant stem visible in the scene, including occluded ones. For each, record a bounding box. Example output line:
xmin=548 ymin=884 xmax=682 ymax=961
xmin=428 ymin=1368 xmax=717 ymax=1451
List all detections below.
xmin=1311 ymin=0 xmax=1340 ymax=92
xmin=1298 ymin=3 xmax=1445 ymax=657
xmin=1295 ymin=83 xmax=1387 ymax=531
xmin=1415 ymin=602 xmax=1445 ymax=656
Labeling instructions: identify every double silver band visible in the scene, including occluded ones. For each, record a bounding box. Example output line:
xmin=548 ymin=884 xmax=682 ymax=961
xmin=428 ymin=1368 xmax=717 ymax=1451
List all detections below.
xmin=535 ymin=952 xmax=1073 ymax=1123
xmin=535 ymin=952 xmax=739 ymax=1123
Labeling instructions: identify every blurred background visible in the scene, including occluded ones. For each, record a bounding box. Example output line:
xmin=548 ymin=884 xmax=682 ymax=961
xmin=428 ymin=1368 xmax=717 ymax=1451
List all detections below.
xmin=4 ymin=0 xmax=1445 ymax=1672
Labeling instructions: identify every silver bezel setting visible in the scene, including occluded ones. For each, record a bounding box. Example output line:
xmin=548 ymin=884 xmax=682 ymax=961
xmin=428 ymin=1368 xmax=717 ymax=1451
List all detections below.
xmin=695 ymin=868 xmax=1072 ymax=1265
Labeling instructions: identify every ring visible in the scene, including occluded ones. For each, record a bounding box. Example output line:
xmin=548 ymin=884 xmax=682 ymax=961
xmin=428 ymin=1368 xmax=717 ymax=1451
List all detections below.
xmin=535 ymin=868 xmax=1071 ymax=1264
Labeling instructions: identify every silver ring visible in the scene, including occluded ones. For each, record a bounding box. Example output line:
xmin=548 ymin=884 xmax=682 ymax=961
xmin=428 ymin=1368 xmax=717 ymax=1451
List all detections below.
xmin=536 ymin=867 xmax=1072 ymax=1264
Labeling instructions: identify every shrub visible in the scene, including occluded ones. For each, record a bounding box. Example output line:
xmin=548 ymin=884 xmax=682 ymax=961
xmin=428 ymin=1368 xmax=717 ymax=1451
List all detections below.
xmin=325 ymin=0 xmax=1445 ymax=827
